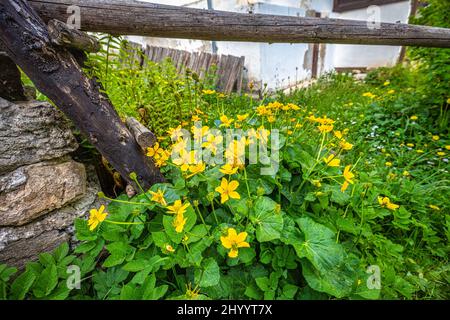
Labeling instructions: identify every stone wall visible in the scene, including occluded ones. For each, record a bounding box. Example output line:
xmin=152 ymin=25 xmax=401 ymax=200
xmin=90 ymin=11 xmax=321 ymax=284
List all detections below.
xmin=0 ymin=97 xmax=101 ymax=268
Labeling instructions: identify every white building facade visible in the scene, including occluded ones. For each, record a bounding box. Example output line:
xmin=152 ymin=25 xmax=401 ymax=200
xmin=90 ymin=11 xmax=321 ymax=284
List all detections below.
xmin=131 ymin=0 xmax=412 ymax=90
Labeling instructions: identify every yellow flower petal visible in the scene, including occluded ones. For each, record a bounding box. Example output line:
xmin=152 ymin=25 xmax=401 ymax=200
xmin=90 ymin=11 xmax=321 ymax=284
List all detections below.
xmin=228 ymin=249 xmax=239 ymax=258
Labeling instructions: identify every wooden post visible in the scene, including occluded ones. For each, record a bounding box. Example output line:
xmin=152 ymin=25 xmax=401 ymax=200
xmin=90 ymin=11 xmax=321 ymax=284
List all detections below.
xmin=0 ymin=0 xmax=164 ymax=189
xmin=28 ymin=0 xmax=450 ymax=48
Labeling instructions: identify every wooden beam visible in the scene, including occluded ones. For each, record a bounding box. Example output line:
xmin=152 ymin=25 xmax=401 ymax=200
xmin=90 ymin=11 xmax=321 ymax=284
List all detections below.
xmin=47 ymin=19 xmax=100 ymax=52
xmin=0 ymin=0 xmax=164 ymax=190
xmin=126 ymin=117 xmax=157 ymax=151
xmin=28 ymin=0 xmax=450 ymax=48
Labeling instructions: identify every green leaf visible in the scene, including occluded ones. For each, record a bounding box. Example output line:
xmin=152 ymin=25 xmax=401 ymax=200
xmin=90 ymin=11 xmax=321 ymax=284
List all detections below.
xmin=0 ymin=264 xmax=17 ymax=282
xmin=47 ymin=282 xmax=71 ymax=300
xmin=103 ymin=242 xmax=134 ymax=268
xmin=163 ymin=215 xmax=183 ymax=244
xmin=194 ymin=257 xmax=220 ymax=288
xmin=53 ymin=243 xmax=69 ymax=262
xmin=184 ymin=224 xmax=210 ymax=244
xmin=244 ymin=283 xmax=263 ymax=300
xmin=293 ymin=216 xmax=357 ymax=298
xmin=39 ymin=252 xmax=56 ymax=267
xmin=32 ymin=264 xmax=58 ymax=298
xmin=10 ymin=271 xmax=36 ymax=300
xmin=74 ymin=218 xmax=97 ymax=241
xmin=255 ymin=277 xmax=270 ymax=291
xmin=74 ymin=241 xmax=97 ymax=254
xmin=250 ymin=196 xmax=283 ymax=242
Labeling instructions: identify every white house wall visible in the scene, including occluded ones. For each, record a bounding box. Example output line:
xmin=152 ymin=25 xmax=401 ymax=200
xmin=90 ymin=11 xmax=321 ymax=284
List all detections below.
xmin=134 ymin=0 xmax=411 ymax=90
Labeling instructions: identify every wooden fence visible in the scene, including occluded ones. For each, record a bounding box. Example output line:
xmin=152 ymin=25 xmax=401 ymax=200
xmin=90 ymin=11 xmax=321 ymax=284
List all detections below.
xmin=124 ymin=43 xmax=245 ymax=94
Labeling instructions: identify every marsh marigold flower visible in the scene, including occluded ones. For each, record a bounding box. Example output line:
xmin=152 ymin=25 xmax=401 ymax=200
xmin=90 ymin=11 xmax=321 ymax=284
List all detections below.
xmin=150 ymin=189 xmax=167 ymax=206
xmin=220 ymin=115 xmax=234 ymax=128
xmin=341 ymin=165 xmax=355 ymax=192
xmin=186 ymin=162 xmax=206 ymax=178
xmin=410 ymin=115 xmax=418 ymax=121
xmin=202 ymin=89 xmax=216 ymax=95
xmin=167 ymin=200 xmax=190 ymax=216
xmin=88 ymin=205 xmax=108 ymax=231
xmin=237 ymin=114 xmax=249 ymax=122
xmin=173 ymin=212 xmax=187 ymax=233
xmin=323 ymin=154 xmax=340 ymax=167
xmin=147 ymin=142 xmax=162 ymax=158
xmin=220 ymin=163 xmax=239 ymax=175
xmin=429 ymin=204 xmax=440 ymax=211
xmin=340 ymin=140 xmax=353 ymax=151
xmin=378 ymin=196 xmax=399 ymax=211
xmin=432 ymin=135 xmax=440 ymax=141
xmin=220 ymin=228 xmax=250 ymax=258
xmin=215 ymin=178 xmax=240 ymax=203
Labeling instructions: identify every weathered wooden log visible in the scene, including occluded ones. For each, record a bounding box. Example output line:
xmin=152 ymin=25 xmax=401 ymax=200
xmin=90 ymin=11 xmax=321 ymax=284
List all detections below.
xmin=126 ymin=117 xmax=157 ymax=151
xmin=0 ymin=52 xmax=26 ymax=101
xmin=28 ymin=0 xmax=450 ymax=48
xmin=47 ymin=19 xmax=100 ymax=52
xmin=0 ymin=0 xmax=164 ymax=189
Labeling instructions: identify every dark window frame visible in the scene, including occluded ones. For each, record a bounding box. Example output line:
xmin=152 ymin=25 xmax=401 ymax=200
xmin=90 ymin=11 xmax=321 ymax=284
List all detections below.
xmin=333 ymin=0 xmax=408 ymax=13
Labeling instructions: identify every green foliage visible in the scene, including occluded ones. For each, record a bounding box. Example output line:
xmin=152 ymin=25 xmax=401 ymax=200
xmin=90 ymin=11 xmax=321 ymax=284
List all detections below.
xmin=409 ymin=0 xmax=450 ymax=101
xmin=2 ymin=39 xmax=449 ymax=301
xmin=84 ymin=35 xmax=216 ymax=137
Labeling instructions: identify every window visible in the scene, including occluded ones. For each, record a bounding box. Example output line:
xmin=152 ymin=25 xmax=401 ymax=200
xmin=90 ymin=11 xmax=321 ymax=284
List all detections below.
xmin=333 ymin=0 xmax=408 ymax=13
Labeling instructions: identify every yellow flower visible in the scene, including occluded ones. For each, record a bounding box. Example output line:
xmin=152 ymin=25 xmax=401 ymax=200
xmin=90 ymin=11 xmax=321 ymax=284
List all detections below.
xmin=340 ymin=140 xmax=353 ymax=151
xmin=165 ymin=244 xmax=175 ymax=253
xmin=402 ymin=170 xmax=410 ymax=177
xmin=432 ymin=135 xmax=440 ymax=141
xmin=167 ymin=200 xmax=190 ymax=216
xmin=186 ymin=162 xmax=206 ymax=178
xmin=385 ymin=162 xmax=393 ymax=167
xmin=341 ymin=181 xmax=349 ymax=192
xmin=406 ymin=143 xmax=415 ymax=148
xmin=202 ymin=134 xmax=223 ymax=154
xmin=256 ymin=105 xmax=270 ymax=116
xmin=429 ymin=204 xmax=440 ymax=211
xmin=220 ymin=228 xmax=250 ymax=258
xmin=416 ymin=149 xmax=425 ymax=154
xmin=147 ymin=142 xmax=161 ymax=157
xmin=312 ymin=180 xmax=322 ymax=188
xmin=267 ymin=115 xmax=276 ymax=123
xmin=237 ymin=114 xmax=249 ymax=121
xmin=220 ymin=164 xmax=239 ymax=175
xmin=323 ymin=154 xmax=340 ymax=167
xmin=215 ymin=178 xmax=240 ymax=204
xmin=362 ymin=92 xmax=376 ymax=99
xmin=318 ymin=124 xmax=333 ymax=133
xmin=220 ymin=115 xmax=234 ymax=127
xmin=446 ymin=145 xmax=450 ymax=150
xmin=334 ymin=131 xmax=343 ymax=139
xmin=191 ymin=115 xmax=201 ymax=122
xmin=173 ymin=212 xmax=187 ymax=233
xmin=383 ymin=80 xmax=390 ymax=86
xmin=202 ymin=89 xmax=216 ymax=95
xmin=410 ymin=115 xmax=418 ymax=121
xmin=287 ymin=130 xmax=293 ymax=135
xmin=387 ymin=89 xmax=395 ymax=94
xmin=437 ymin=151 xmax=446 ymax=156
xmin=149 ymin=189 xmax=167 ymax=206
xmin=173 ymin=149 xmax=198 ymax=167
xmin=287 ymin=103 xmax=301 ymax=111
xmin=192 ymin=125 xmax=209 ymax=141
xmin=343 ymin=165 xmax=355 ymax=184
xmin=88 ymin=205 xmax=108 ymax=231
xmin=378 ymin=196 xmax=400 ymax=211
